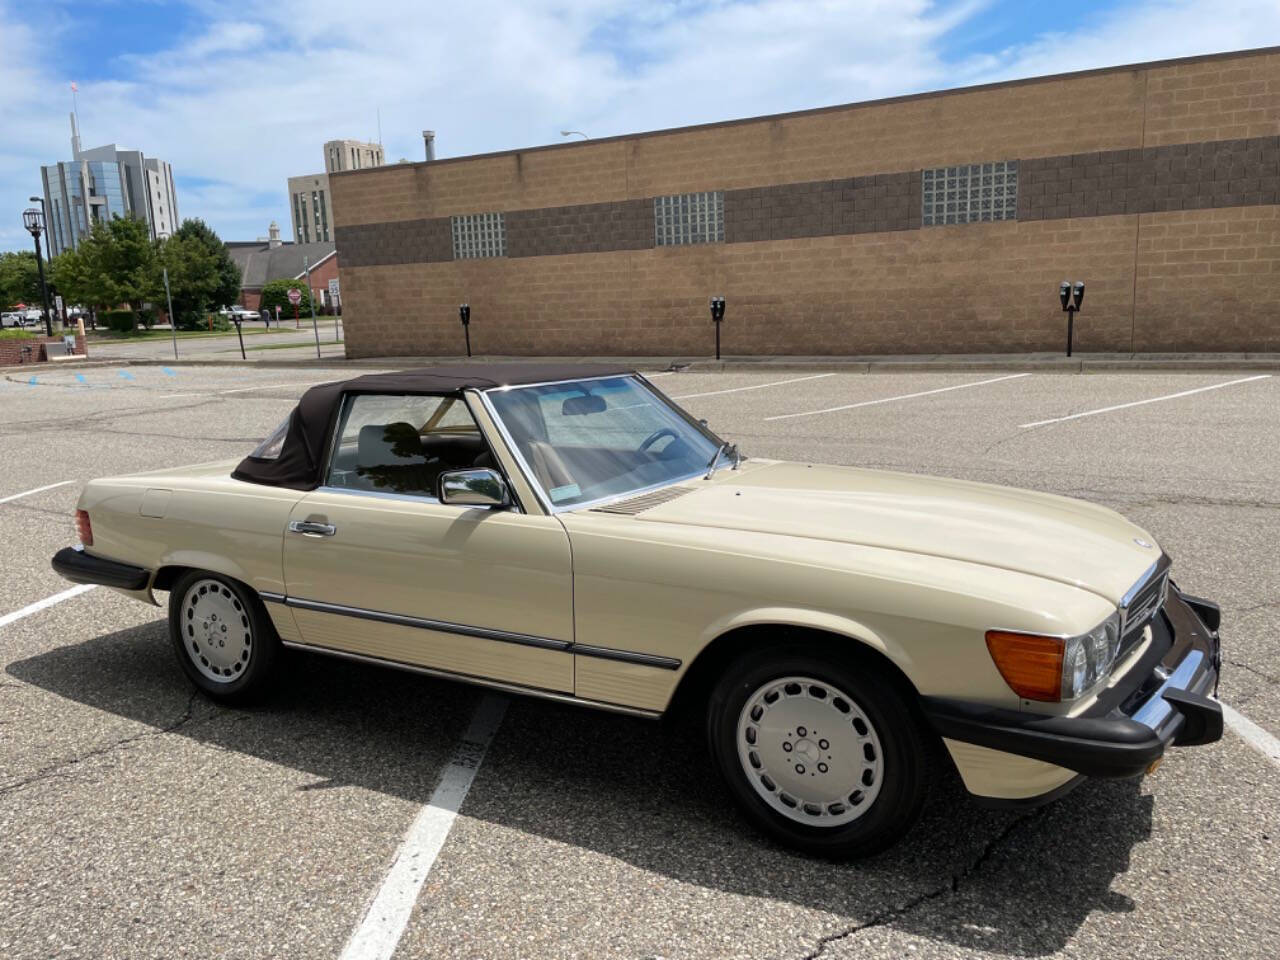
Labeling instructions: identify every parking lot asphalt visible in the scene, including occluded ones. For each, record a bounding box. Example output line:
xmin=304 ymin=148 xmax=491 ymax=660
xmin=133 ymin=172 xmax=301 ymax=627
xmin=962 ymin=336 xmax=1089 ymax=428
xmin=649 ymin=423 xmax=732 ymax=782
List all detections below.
xmin=1 ymin=363 xmax=1277 ymax=959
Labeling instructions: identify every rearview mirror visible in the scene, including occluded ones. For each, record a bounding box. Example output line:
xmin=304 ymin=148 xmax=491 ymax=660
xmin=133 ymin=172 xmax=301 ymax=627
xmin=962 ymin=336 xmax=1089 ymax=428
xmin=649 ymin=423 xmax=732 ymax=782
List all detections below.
xmin=438 ymin=468 xmax=510 ymax=508
xmin=562 ymin=394 xmax=606 ymax=417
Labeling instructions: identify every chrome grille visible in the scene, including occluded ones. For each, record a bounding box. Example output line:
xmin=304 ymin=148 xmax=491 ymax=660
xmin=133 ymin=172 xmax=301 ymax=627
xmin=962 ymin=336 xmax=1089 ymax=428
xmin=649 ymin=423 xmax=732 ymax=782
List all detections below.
xmin=1120 ymin=561 xmax=1170 ymax=641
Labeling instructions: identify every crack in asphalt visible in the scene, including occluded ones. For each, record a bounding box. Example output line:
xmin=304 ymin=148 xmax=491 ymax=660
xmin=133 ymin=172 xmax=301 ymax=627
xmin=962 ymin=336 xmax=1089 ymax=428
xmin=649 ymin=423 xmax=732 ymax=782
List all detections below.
xmin=798 ymin=811 xmax=1041 ymax=960
xmin=0 ymin=688 xmax=214 ymax=797
xmin=1226 ymin=658 xmax=1280 ymax=688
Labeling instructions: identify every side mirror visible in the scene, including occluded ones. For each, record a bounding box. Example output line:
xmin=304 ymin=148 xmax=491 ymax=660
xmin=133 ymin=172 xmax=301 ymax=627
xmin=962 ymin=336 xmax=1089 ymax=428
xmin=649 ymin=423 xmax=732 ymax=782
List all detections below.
xmin=438 ymin=468 xmax=510 ymax=508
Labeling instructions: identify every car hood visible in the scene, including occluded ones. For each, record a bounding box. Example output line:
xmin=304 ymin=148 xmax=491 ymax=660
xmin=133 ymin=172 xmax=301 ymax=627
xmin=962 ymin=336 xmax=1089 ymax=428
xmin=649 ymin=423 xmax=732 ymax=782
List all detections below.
xmin=630 ymin=461 xmax=1160 ymax=605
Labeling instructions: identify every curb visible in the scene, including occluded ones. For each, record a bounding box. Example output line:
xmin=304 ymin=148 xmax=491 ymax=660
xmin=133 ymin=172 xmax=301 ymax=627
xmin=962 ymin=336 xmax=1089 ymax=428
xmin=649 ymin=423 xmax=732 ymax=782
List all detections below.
xmin=18 ymin=354 xmax=1280 ymax=375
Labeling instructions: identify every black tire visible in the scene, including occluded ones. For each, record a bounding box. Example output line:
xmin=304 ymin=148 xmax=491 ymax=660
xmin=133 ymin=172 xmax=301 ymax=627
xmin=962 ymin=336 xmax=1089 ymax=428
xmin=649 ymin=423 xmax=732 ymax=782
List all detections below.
xmin=167 ymin=570 xmax=280 ymax=703
xmin=707 ymin=644 xmax=931 ymax=858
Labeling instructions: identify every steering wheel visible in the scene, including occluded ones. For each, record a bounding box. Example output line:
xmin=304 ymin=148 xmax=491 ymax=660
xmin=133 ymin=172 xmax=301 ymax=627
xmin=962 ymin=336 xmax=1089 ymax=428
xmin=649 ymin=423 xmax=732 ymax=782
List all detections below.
xmin=638 ymin=427 xmax=679 ymax=452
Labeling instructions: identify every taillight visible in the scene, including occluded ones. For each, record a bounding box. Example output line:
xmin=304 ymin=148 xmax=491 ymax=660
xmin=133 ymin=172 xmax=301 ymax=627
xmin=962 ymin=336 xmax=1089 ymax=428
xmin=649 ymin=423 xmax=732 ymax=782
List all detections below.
xmin=75 ymin=509 xmax=93 ymax=546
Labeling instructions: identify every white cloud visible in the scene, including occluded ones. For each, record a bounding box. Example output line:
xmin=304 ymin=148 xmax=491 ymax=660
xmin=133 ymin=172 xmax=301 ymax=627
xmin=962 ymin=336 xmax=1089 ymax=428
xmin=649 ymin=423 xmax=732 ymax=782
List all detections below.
xmin=1 ymin=0 xmax=1277 ymax=250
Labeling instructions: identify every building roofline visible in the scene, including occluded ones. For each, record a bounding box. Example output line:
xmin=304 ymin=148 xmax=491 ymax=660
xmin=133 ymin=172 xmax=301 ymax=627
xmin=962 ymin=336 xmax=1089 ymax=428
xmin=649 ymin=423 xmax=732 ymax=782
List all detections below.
xmin=291 ymin=249 xmax=337 ymax=279
xmin=331 ymin=44 xmax=1280 ymax=178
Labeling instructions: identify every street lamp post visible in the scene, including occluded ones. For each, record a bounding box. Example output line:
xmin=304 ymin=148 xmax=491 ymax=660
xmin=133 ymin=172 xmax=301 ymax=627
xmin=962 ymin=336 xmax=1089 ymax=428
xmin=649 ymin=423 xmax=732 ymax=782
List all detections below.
xmin=28 ymin=197 xmax=54 ymax=322
xmin=22 ymin=208 xmax=54 ymax=337
xmin=560 ymin=130 xmax=589 ymax=141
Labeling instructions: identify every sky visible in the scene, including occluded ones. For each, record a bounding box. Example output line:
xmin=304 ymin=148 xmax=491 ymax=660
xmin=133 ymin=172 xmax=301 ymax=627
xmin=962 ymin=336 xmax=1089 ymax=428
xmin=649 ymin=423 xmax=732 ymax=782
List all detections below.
xmin=1 ymin=0 xmax=1278 ymax=252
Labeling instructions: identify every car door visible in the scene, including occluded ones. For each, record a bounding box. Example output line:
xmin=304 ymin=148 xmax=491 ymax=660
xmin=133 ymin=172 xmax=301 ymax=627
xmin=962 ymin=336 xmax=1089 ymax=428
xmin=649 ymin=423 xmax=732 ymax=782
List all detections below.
xmin=281 ymin=392 xmax=574 ymax=693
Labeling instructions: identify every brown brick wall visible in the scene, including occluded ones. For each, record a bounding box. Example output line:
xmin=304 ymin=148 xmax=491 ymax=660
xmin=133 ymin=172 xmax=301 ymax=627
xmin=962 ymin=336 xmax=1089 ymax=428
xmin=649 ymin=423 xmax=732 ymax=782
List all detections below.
xmin=332 ymin=47 xmax=1280 ymax=356
xmin=340 ymin=217 xmax=1144 ymax=358
xmin=1020 ymin=137 xmax=1280 ymax=219
xmin=336 ymin=217 xmax=452 ymax=267
xmin=1135 ymin=205 xmax=1280 ymax=351
xmin=507 ymin=199 xmax=652 ymax=257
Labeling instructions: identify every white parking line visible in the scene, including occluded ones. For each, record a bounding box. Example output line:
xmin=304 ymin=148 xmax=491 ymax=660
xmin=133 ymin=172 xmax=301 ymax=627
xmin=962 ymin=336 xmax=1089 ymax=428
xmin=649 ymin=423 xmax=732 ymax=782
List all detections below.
xmin=159 ymin=382 xmax=308 ymax=400
xmin=340 ymin=694 xmax=508 ymax=960
xmin=0 ymin=480 xmax=74 ymax=505
xmin=764 ymin=373 xmax=1031 ymax=421
xmin=0 ymin=584 xmax=96 ymax=630
xmin=672 ymin=373 xmax=835 ymax=400
xmin=1222 ymin=703 xmax=1280 ymax=770
xmin=1019 ymin=375 xmax=1272 ymax=428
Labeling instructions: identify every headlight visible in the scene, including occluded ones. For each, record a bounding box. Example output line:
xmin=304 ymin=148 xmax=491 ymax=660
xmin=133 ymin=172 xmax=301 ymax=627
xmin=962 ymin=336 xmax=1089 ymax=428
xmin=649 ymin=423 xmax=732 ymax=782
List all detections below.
xmin=986 ymin=612 xmax=1121 ymax=702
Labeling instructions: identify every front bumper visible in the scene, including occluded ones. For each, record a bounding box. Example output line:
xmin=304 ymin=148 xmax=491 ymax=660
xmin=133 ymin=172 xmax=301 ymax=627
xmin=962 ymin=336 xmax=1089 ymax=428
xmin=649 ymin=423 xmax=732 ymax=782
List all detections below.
xmin=925 ymin=586 xmax=1223 ymax=781
xmin=51 ymin=546 xmax=150 ymax=591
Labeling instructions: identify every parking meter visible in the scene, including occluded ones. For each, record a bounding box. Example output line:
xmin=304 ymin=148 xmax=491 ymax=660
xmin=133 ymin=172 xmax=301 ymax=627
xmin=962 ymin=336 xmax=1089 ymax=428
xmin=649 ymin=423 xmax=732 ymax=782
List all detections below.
xmin=459 ymin=303 xmax=472 ymax=357
xmin=710 ymin=296 xmax=726 ymax=360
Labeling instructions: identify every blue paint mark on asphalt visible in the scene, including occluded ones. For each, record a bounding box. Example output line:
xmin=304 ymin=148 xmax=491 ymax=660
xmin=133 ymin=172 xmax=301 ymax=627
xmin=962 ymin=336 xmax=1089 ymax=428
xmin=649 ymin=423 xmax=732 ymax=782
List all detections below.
xmin=75 ymin=373 xmax=88 ymax=384
xmin=118 ymin=369 xmax=135 ymax=380
xmin=162 ymin=367 xmax=177 ymax=376
xmin=28 ymin=376 xmax=37 ymax=386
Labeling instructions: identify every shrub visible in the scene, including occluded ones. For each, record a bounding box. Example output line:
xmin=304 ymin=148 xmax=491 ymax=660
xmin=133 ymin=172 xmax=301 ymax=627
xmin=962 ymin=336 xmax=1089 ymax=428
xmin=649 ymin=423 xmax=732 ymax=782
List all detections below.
xmin=137 ymin=307 xmax=156 ymax=330
xmin=103 ymin=310 xmax=136 ymax=333
xmin=260 ymin=279 xmax=313 ymax=318
xmin=210 ymin=314 xmax=232 ymax=332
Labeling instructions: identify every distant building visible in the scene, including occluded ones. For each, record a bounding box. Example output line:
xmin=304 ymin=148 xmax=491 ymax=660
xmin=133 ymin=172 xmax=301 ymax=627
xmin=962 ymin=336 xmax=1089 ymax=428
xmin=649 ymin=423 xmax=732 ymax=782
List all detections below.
xmin=226 ymin=221 xmax=338 ymax=312
xmin=288 ymin=138 xmax=384 ymax=245
xmin=287 ymin=173 xmax=333 ymax=244
xmin=40 ymin=114 xmax=178 ymax=257
xmin=324 ymin=138 xmax=384 ymax=173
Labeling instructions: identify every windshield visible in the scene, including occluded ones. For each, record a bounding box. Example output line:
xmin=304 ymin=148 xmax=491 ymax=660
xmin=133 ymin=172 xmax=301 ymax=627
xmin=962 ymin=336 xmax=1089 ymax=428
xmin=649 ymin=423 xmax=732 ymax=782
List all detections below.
xmin=486 ymin=375 xmax=721 ymax=509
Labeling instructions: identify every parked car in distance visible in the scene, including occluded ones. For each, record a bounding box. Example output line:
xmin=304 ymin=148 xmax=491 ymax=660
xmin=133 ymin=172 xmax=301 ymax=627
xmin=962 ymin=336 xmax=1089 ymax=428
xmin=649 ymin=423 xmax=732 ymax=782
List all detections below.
xmin=1 ymin=311 xmax=25 ymax=328
xmin=219 ymin=305 xmax=260 ymax=322
xmin=50 ymin=365 xmax=1225 ymax=857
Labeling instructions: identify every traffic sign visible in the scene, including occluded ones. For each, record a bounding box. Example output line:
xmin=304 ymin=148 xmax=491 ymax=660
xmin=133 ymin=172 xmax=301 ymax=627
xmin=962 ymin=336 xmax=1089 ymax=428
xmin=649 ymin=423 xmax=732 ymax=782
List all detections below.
xmin=327 ymin=278 xmax=340 ymax=301
xmin=287 ymin=287 xmax=302 ymax=306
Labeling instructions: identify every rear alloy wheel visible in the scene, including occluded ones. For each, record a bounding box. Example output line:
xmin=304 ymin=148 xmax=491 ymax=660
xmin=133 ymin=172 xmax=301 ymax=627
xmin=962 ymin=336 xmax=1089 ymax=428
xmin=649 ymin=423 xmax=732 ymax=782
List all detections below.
xmin=168 ymin=571 xmax=279 ymax=702
xmin=708 ymin=647 xmax=930 ymax=858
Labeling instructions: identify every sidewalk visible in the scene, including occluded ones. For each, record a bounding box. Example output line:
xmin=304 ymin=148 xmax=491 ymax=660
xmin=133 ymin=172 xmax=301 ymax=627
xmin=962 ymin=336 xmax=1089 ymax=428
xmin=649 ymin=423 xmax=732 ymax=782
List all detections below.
xmin=7 ymin=350 xmax=1280 ymax=376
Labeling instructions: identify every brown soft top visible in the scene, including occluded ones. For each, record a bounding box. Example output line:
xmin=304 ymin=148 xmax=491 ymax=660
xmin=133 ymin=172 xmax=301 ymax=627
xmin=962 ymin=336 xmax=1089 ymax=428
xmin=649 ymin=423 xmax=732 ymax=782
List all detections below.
xmin=231 ymin=363 xmax=633 ymax=490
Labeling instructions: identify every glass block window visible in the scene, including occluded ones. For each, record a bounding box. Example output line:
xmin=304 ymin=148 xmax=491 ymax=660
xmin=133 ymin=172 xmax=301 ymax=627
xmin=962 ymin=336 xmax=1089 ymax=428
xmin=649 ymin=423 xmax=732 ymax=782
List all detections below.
xmin=922 ymin=161 xmax=1018 ymax=226
xmin=654 ymin=191 xmax=724 ymax=246
xmin=451 ymin=212 xmax=506 ymax=258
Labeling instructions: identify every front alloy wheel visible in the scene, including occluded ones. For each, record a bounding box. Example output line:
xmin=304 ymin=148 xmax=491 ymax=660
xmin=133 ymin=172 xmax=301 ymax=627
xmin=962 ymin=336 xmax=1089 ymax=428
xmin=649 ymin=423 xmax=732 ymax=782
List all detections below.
xmin=708 ymin=646 xmax=930 ymax=858
xmin=737 ymin=676 xmax=885 ymax=825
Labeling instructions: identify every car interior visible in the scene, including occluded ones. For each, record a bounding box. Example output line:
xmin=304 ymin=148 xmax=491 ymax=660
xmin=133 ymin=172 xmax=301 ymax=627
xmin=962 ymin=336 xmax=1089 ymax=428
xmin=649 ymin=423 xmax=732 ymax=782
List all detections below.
xmin=326 ymin=396 xmax=497 ymax=498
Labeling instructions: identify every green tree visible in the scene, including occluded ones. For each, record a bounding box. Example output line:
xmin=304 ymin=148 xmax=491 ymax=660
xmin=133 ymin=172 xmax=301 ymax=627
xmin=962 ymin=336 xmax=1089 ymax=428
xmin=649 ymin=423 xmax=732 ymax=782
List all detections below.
xmin=0 ymin=250 xmax=42 ymax=307
xmin=50 ymin=248 xmax=94 ymax=313
xmin=157 ymin=219 xmax=242 ymax=329
xmin=260 ymin=278 xmax=313 ymax=319
xmin=77 ymin=216 xmax=159 ymax=324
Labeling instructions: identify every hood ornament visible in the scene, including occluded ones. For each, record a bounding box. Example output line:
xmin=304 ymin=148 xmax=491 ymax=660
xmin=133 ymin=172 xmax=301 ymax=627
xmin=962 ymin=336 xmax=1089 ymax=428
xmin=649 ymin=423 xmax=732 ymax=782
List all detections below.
xmin=1134 ymin=538 xmax=1153 ymax=549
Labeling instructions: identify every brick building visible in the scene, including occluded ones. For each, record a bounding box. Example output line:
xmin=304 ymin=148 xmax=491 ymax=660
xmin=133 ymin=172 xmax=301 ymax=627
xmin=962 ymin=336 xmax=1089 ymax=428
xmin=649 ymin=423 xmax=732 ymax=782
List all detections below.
xmin=330 ymin=47 xmax=1280 ymax=358
xmin=226 ymin=222 xmax=338 ymax=313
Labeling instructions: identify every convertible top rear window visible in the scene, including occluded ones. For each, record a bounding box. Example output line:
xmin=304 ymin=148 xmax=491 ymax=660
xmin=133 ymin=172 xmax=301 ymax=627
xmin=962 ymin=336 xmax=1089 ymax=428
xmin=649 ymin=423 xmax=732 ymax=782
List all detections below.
xmin=249 ymin=417 xmax=290 ymax=460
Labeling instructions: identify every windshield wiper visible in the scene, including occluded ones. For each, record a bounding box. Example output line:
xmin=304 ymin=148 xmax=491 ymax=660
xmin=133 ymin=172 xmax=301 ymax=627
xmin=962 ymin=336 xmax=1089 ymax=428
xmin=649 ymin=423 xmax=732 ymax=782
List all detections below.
xmin=705 ymin=442 xmax=728 ymax=479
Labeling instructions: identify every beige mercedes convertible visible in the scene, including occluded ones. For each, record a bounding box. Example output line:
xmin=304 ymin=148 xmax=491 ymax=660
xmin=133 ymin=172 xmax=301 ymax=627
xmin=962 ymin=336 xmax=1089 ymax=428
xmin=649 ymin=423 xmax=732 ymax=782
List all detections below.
xmin=52 ymin=364 xmax=1223 ymax=857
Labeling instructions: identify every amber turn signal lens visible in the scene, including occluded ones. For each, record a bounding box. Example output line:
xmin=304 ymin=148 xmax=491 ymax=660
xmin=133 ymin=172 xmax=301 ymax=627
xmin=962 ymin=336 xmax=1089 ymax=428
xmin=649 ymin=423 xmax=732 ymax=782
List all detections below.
xmin=984 ymin=630 xmax=1064 ymax=702
xmin=75 ymin=509 xmax=93 ymax=546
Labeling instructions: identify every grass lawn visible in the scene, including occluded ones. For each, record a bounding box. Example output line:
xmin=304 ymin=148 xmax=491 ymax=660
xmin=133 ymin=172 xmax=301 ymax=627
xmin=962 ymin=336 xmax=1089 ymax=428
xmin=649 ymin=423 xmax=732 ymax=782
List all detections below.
xmin=238 ymin=336 xmax=345 ymax=352
xmin=86 ymin=325 xmax=302 ymax=341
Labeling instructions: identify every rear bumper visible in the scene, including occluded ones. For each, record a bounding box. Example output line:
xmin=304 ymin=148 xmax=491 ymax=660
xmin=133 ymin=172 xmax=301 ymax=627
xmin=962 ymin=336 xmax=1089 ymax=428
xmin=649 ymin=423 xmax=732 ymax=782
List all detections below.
xmin=925 ymin=586 xmax=1223 ymax=783
xmin=51 ymin=546 xmax=150 ymax=591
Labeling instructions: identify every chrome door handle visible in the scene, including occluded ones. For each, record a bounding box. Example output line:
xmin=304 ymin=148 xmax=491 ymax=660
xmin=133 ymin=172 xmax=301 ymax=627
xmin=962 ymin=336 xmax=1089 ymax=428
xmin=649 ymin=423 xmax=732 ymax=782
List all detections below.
xmin=289 ymin=520 xmax=336 ymax=538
